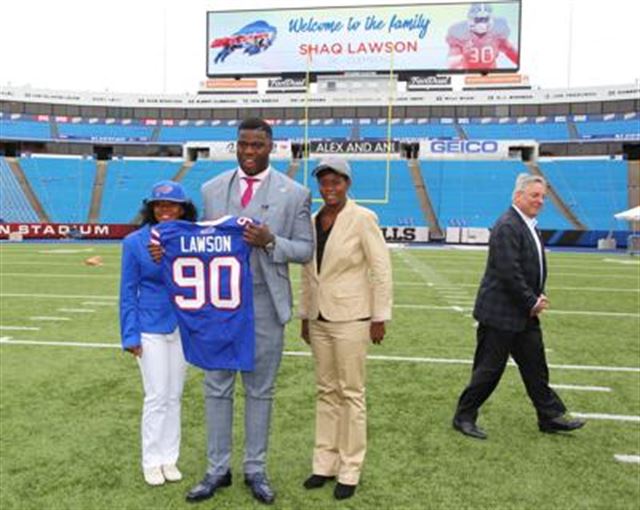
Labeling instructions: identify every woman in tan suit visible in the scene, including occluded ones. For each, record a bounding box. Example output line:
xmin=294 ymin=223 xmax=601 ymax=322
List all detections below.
xmin=299 ymin=156 xmax=393 ymax=500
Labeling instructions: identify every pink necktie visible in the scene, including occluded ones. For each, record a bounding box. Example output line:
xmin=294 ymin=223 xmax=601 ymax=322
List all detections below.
xmin=241 ymin=177 xmax=259 ymax=208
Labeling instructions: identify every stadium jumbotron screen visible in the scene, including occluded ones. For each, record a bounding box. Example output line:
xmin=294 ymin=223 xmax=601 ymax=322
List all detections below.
xmin=206 ymin=1 xmax=521 ymax=77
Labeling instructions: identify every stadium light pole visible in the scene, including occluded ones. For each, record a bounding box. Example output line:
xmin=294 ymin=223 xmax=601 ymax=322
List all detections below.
xmin=566 ymin=0 xmax=574 ymax=88
xmin=162 ymin=1 xmax=168 ymax=94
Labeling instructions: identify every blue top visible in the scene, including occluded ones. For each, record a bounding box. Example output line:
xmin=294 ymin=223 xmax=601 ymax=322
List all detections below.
xmin=119 ymin=224 xmax=178 ymax=349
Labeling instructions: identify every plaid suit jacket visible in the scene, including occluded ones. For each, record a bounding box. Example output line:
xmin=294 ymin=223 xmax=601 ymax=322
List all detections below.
xmin=473 ymin=207 xmax=547 ymax=332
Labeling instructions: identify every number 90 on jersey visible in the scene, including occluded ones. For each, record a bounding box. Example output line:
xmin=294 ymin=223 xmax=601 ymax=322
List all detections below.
xmin=172 ymin=256 xmax=242 ymax=310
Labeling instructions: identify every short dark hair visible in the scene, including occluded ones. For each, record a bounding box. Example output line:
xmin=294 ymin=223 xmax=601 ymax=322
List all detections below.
xmin=139 ymin=200 xmax=198 ymax=226
xmin=238 ymin=117 xmax=272 ymax=139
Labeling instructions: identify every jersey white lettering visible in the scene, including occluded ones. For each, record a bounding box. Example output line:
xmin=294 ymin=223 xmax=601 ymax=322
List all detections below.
xmin=172 ymin=256 xmax=242 ymax=311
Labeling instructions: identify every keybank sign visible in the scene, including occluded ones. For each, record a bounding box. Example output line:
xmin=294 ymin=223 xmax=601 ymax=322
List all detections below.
xmin=420 ymin=139 xmax=509 ymax=160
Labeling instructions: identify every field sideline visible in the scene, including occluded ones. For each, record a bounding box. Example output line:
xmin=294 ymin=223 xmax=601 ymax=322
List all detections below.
xmin=1 ymin=242 xmax=639 ymax=509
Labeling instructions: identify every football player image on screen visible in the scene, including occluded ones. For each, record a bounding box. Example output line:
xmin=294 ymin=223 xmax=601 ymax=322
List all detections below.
xmin=446 ymin=3 xmax=519 ymax=70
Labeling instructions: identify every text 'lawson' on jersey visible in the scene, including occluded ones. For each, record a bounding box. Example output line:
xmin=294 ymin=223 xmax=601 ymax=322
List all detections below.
xmin=151 ymin=216 xmax=255 ymax=371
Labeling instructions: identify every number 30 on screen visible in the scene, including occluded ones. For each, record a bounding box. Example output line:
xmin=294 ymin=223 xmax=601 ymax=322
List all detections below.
xmin=172 ymin=256 xmax=241 ymax=310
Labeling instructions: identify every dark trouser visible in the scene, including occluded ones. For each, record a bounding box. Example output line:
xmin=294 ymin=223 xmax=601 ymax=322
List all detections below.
xmin=454 ymin=321 xmax=566 ymax=424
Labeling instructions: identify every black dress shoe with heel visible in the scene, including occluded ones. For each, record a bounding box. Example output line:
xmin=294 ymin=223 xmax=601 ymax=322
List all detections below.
xmin=334 ymin=482 xmax=357 ymax=500
xmin=185 ymin=471 xmax=232 ymax=503
xmin=539 ymin=415 xmax=586 ymax=433
xmin=303 ymin=474 xmax=336 ymax=489
xmin=245 ymin=472 xmax=276 ymax=505
xmin=453 ymin=418 xmax=488 ymax=440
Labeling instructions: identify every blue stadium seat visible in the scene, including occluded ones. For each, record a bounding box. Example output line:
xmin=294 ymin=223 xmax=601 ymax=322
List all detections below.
xmin=539 ymin=159 xmax=628 ymax=229
xmin=463 ymin=122 xmax=569 ymax=141
xmin=20 ymin=156 xmax=96 ymax=223
xmin=58 ymin=123 xmax=153 ymax=141
xmin=99 ymin=159 xmax=182 ymax=223
xmin=0 ymin=119 xmax=51 ymax=140
xmin=0 ymin=157 xmax=39 ymax=222
xmin=574 ymin=119 xmax=640 ymax=139
xmin=360 ymin=123 xmax=458 ymax=139
xmin=420 ymin=160 xmax=571 ymax=229
xmin=157 ymin=126 xmax=238 ymax=142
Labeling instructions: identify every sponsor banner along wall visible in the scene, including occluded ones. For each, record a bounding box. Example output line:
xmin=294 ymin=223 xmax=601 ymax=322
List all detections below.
xmin=0 ymin=223 xmax=136 ymax=240
xmin=419 ymin=139 xmax=537 ymax=159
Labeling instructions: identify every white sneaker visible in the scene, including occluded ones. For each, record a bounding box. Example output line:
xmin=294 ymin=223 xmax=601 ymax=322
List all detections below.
xmin=161 ymin=464 xmax=183 ymax=482
xmin=143 ymin=466 xmax=165 ymax=486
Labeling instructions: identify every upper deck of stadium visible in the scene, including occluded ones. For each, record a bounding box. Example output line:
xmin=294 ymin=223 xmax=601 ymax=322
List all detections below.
xmin=1 ymin=83 xmax=638 ymax=154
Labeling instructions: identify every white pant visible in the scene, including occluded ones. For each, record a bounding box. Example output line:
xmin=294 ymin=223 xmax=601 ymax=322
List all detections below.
xmin=137 ymin=329 xmax=187 ymax=470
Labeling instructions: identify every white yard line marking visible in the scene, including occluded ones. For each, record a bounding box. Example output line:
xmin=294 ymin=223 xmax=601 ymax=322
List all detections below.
xmin=614 ymin=455 xmax=640 ymax=464
xmin=572 ymin=413 xmax=640 ymax=423
xmin=36 ymin=249 xmax=95 ymax=254
xmin=1 ymin=293 xmax=635 ymax=318
xmin=30 ymin=316 xmax=71 ymax=321
xmin=550 ymin=384 xmax=611 ymax=392
xmin=0 ymin=338 xmax=118 ymax=349
xmin=0 ymin=326 xmax=40 ymax=331
xmin=0 ymin=262 xmax=102 ymax=267
xmin=1 ymin=339 xmax=638 ymax=373
xmin=57 ymin=308 xmax=95 ymax=313
xmin=394 ymin=304 xmax=639 ymax=318
xmin=1 ymin=293 xmax=116 ymax=300
xmin=392 ymin=282 xmax=639 ymax=293
xmin=0 ymin=272 xmax=116 ymax=279
xmin=603 ymin=258 xmax=640 ymax=265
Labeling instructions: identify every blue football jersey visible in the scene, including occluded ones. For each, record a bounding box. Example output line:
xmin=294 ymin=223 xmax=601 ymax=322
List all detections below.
xmin=151 ymin=216 xmax=255 ymax=371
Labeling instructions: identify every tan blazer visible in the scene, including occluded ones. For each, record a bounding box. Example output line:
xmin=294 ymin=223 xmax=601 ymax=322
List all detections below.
xmin=299 ymin=200 xmax=392 ymax=322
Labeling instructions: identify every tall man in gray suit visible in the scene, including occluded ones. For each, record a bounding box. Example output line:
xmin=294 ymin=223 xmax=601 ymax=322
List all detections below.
xmin=452 ymin=174 xmax=585 ymax=440
xmin=186 ymin=118 xmax=313 ymax=504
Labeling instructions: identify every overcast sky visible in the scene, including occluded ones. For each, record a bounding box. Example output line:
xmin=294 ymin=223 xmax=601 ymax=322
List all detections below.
xmin=2 ymin=0 xmax=639 ymax=94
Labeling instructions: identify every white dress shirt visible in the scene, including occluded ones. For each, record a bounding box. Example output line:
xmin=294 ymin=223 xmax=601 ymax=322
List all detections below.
xmin=512 ymin=204 xmax=544 ymax=287
xmin=237 ymin=166 xmax=271 ymax=201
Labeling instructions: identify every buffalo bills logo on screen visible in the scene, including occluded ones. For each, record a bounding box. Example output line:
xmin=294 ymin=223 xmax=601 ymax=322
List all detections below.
xmin=210 ymin=20 xmax=277 ymax=64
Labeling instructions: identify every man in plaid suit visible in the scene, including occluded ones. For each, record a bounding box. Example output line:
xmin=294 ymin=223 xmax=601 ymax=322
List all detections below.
xmin=452 ymin=174 xmax=585 ymax=440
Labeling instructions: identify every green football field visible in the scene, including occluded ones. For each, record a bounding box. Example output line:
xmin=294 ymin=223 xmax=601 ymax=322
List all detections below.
xmin=1 ymin=242 xmax=639 ymax=509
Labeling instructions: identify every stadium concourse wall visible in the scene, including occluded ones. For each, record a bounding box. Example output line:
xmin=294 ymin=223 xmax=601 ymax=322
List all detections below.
xmin=0 ymin=223 xmax=634 ymax=249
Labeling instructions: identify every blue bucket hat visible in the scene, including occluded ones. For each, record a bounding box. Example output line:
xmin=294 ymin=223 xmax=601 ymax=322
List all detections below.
xmin=147 ymin=180 xmax=188 ymax=203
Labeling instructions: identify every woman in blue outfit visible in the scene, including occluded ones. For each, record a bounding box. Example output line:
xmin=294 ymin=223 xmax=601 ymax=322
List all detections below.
xmin=119 ymin=180 xmax=197 ymax=486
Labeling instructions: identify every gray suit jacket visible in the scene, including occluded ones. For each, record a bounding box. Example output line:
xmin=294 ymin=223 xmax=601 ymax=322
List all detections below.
xmin=201 ymin=167 xmax=314 ymax=325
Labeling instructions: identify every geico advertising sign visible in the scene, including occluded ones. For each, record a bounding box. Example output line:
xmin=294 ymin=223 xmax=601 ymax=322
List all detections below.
xmin=207 ymin=2 xmax=521 ymax=76
xmin=420 ymin=139 xmax=509 ymax=159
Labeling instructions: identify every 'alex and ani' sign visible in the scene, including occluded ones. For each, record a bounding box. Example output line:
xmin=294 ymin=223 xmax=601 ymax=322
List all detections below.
xmin=310 ymin=140 xmax=400 ymax=153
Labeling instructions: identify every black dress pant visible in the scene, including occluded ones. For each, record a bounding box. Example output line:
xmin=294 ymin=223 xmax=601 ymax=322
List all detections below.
xmin=454 ymin=320 xmax=566 ymax=423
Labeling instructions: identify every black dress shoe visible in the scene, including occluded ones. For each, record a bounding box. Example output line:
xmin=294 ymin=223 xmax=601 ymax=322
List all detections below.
xmin=245 ymin=472 xmax=275 ymax=505
xmin=539 ymin=415 xmax=586 ymax=433
xmin=185 ymin=471 xmax=232 ymax=503
xmin=303 ymin=474 xmax=335 ymax=489
xmin=453 ymin=418 xmax=487 ymax=440
xmin=334 ymin=482 xmax=357 ymax=500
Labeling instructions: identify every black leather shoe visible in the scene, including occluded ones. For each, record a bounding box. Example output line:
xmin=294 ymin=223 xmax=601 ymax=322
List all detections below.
xmin=453 ymin=418 xmax=487 ymax=440
xmin=245 ymin=473 xmax=275 ymax=505
xmin=303 ymin=474 xmax=335 ymax=489
xmin=539 ymin=415 xmax=586 ymax=433
xmin=334 ymin=482 xmax=357 ymax=500
xmin=185 ymin=471 xmax=232 ymax=503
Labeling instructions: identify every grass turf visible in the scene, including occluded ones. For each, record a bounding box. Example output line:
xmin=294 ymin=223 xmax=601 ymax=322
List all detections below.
xmin=0 ymin=243 xmax=638 ymax=509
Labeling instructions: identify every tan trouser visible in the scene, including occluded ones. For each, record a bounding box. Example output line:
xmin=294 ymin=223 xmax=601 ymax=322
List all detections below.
xmin=309 ymin=319 xmax=369 ymax=485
